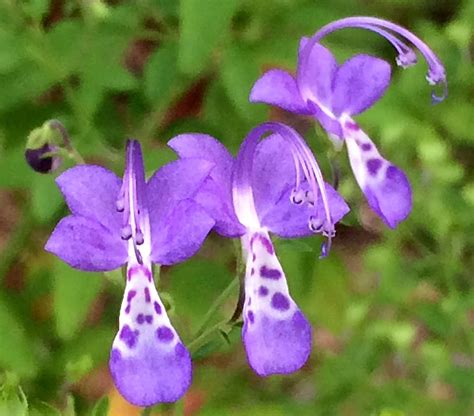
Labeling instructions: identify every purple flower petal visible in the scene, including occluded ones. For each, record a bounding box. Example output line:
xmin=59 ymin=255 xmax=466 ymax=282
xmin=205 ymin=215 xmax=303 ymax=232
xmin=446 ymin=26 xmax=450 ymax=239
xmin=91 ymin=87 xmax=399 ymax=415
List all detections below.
xmin=56 ymin=165 xmax=122 ymax=232
xmin=252 ymin=134 xmax=349 ymax=237
xmin=249 ymin=69 xmax=311 ymax=114
xmin=296 ymin=41 xmax=337 ymax=111
xmin=110 ymin=264 xmax=191 ymax=405
xmin=45 ymin=216 xmax=127 ymax=271
xmin=168 ymin=134 xmax=244 ymax=237
xmin=147 ymin=158 xmax=215 ymax=221
xmin=332 ymin=54 xmax=391 ymax=116
xmin=344 ymin=121 xmax=412 ymax=228
xmin=262 ymin=183 xmax=349 ymax=238
xmin=150 ymin=199 xmax=215 ymax=265
xmin=242 ymin=231 xmax=312 ymax=376
xmin=252 ymin=134 xmax=296 ymax=220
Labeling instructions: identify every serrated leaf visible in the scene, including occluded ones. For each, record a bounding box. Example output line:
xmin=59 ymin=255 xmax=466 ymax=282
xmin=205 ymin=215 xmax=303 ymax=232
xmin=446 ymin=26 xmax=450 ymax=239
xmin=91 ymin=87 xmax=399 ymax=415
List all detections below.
xmin=53 ymin=261 xmax=102 ymax=340
xmin=178 ymin=0 xmax=238 ymax=74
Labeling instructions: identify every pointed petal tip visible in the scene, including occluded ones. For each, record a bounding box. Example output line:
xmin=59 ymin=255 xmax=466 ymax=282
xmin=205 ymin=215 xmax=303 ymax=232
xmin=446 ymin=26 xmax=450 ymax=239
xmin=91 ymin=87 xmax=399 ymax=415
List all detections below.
xmin=243 ymin=309 xmax=312 ymax=376
xmin=110 ymin=341 xmax=192 ymax=406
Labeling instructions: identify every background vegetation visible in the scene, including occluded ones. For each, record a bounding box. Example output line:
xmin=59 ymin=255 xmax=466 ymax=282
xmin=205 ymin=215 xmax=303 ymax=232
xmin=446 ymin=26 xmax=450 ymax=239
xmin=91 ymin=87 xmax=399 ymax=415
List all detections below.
xmin=0 ymin=0 xmax=473 ymax=415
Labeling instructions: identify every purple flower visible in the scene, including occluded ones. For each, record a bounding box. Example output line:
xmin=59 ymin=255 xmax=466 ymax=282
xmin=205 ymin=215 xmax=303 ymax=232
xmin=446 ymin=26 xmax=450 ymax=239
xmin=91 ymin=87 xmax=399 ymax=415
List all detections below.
xmin=250 ymin=16 xmax=447 ymax=228
xmin=169 ymin=122 xmax=350 ymax=376
xmin=45 ymin=140 xmax=217 ymax=406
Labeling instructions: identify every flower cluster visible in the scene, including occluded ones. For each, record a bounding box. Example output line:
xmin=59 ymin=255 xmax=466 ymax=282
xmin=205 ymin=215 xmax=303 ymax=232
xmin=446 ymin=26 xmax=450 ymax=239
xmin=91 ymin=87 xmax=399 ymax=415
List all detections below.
xmin=44 ymin=16 xmax=445 ymax=407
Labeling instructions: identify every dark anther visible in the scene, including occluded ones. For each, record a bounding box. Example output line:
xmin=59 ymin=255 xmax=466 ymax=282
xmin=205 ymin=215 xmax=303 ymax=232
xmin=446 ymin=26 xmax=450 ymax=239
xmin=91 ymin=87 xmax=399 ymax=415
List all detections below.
xmin=134 ymin=246 xmax=143 ymax=265
xmin=135 ymin=229 xmax=144 ymax=245
xmin=121 ymin=225 xmax=133 ymax=240
xmin=116 ymin=199 xmax=125 ymax=212
xmin=308 ymin=215 xmax=324 ymax=232
xmin=290 ymin=188 xmax=305 ymax=205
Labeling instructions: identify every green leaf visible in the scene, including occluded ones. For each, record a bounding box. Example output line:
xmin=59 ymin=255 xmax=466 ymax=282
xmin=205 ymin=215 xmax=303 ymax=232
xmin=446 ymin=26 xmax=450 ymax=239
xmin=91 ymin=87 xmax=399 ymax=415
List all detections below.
xmin=220 ymin=46 xmax=266 ymax=122
xmin=178 ymin=0 xmax=238 ymax=74
xmin=0 ymin=295 xmax=38 ymax=378
xmin=90 ymin=397 xmax=109 ymax=416
xmin=53 ymin=261 xmax=102 ymax=340
xmin=143 ymin=42 xmax=182 ymax=109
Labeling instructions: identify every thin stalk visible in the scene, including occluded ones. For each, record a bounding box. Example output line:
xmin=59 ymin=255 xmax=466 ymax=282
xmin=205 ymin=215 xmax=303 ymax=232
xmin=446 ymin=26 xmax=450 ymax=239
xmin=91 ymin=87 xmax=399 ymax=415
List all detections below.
xmin=192 ymin=277 xmax=238 ymax=338
xmin=188 ymin=319 xmax=229 ymax=354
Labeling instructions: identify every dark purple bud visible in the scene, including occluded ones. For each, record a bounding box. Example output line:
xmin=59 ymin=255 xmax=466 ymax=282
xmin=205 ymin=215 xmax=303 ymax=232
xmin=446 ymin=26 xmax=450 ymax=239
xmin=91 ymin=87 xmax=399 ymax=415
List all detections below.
xmin=25 ymin=143 xmax=61 ymax=174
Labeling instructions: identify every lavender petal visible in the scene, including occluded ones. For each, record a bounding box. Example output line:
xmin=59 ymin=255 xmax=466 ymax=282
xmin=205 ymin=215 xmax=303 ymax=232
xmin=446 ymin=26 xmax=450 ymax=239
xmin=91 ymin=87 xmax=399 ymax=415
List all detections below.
xmin=242 ymin=231 xmax=312 ymax=376
xmin=344 ymin=121 xmax=412 ymax=228
xmin=110 ymin=265 xmax=191 ymax=405
xmin=332 ymin=54 xmax=391 ymax=116
xmin=45 ymin=215 xmax=127 ymax=271
xmin=56 ymin=165 xmax=122 ymax=232
xmin=249 ymin=69 xmax=311 ymax=114
xmin=168 ymin=134 xmax=245 ymax=237
xmin=150 ymin=199 xmax=215 ymax=265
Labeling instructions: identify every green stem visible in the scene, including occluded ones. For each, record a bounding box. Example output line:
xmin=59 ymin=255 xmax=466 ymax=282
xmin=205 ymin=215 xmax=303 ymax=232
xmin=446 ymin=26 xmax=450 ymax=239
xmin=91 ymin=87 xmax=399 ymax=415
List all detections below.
xmin=188 ymin=319 xmax=229 ymax=354
xmin=192 ymin=277 xmax=239 ymax=338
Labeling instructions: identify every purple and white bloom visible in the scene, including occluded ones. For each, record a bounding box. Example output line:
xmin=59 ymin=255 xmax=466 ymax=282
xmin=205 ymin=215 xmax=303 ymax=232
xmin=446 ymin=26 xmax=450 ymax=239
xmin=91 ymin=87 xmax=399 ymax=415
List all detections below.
xmin=168 ymin=122 xmax=350 ymax=376
xmin=250 ymin=16 xmax=447 ymax=228
xmin=45 ymin=140 xmax=217 ymax=406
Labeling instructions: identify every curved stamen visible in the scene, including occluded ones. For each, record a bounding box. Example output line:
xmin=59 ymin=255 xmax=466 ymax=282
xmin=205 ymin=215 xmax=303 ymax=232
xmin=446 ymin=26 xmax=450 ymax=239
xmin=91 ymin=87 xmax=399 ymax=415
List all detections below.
xmin=233 ymin=122 xmax=335 ymax=257
xmin=311 ymin=16 xmax=447 ymax=103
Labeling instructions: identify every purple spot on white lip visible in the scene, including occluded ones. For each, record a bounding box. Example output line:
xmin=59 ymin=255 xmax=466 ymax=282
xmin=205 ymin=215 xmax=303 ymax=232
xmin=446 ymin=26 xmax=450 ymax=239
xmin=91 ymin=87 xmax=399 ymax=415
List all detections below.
xmin=136 ymin=313 xmax=145 ymax=324
xmin=345 ymin=120 xmax=359 ymax=130
xmin=271 ymin=292 xmax=290 ymax=311
xmin=260 ymin=266 xmax=281 ymax=279
xmin=156 ymin=326 xmax=174 ymax=343
xmin=248 ymin=297 xmax=252 ymax=306
xmin=250 ymin=268 xmax=255 ymax=276
xmin=175 ymin=342 xmax=186 ymax=357
xmin=120 ymin=325 xmax=139 ymax=348
xmin=144 ymin=287 xmax=151 ymax=303
xmin=258 ymin=235 xmax=274 ymax=254
xmin=145 ymin=315 xmax=153 ymax=324
xmin=127 ymin=290 xmax=137 ymax=302
xmin=154 ymin=301 xmax=162 ymax=315
xmin=110 ymin=348 xmax=121 ymax=363
xmin=258 ymin=286 xmax=269 ymax=297
xmin=361 ymin=143 xmax=372 ymax=151
xmin=386 ymin=165 xmax=399 ymax=180
xmin=367 ymin=158 xmax=382 ymax=176
xmin=247 ymin=310 xmax=255 ymax=323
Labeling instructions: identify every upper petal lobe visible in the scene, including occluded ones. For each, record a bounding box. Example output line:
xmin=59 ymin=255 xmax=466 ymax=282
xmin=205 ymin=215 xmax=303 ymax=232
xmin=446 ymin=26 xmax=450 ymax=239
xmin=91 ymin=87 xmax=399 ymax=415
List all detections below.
xmin=45 ymin=215 xmax=127 ymax=271
xmin=56 ymin=165 xmax=122 ymax=232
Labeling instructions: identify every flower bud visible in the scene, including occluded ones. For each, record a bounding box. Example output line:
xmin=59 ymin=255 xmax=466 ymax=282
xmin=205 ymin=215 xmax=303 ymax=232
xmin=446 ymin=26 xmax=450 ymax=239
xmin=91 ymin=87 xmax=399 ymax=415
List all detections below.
xmin=24 ymin=121 xmax=63 ymax=174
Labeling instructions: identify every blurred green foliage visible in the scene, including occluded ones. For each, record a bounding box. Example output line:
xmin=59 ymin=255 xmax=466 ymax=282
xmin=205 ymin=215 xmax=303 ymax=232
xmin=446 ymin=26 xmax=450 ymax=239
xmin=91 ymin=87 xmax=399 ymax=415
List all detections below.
xmin=0 ymin=0 xmax=473 ymax=415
